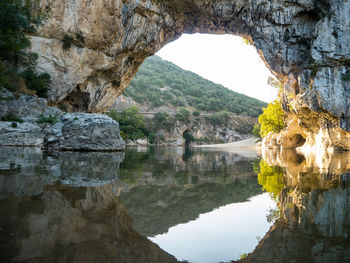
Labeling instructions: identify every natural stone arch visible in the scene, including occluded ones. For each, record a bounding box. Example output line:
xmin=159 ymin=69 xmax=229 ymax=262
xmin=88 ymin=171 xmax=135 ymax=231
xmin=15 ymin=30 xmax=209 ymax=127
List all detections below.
xmin=33 ymin=0 xmax=350 ymax=149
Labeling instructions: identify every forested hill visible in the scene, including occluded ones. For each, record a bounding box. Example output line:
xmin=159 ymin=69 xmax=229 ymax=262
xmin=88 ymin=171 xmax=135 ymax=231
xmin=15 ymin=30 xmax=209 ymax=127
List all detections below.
xmin=123 ymin=55 xmax=267 ymax=117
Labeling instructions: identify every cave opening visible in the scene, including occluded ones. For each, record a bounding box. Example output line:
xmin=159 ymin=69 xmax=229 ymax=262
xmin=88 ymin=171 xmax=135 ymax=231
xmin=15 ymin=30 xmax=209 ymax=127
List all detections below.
xmin=183 ymin=129 xmax=194 ymax=147
xmin=290 ymin=134 xmax=306 ymax=148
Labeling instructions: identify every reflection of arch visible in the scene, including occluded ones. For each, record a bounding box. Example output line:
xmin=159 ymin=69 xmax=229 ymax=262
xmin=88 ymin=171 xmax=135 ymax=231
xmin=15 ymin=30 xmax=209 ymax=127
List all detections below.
xmin=241 ymin=182 xmax=350 ymax=263
xmin=290 ymin=134 xmax=306 ymax=148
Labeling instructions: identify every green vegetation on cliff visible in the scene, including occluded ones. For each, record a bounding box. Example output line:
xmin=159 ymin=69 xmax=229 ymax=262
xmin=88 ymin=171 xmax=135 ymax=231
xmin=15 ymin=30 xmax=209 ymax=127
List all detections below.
xmin=252 ymin=79 xmax=285 ymax=137
xmin=257 ymin=99 xmax=284 ymax=137
xmin=124 ymin=55 xmax=266 ymax=117
xmin=107 ymin=107 xmax=149 ymax=141
xmin=0 ymin=0 xmax=51 ymax=97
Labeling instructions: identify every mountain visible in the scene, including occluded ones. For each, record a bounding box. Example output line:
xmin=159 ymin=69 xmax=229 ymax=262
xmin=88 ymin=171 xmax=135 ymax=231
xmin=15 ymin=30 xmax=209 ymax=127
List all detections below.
xmin=123 ymin=55 xmax=267 ymax=117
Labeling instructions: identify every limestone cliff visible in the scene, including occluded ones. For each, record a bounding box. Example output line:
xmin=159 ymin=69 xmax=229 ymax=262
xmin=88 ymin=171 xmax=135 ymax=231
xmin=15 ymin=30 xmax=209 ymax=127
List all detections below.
xmin=32 ymin=0 xmax=350 ymax=150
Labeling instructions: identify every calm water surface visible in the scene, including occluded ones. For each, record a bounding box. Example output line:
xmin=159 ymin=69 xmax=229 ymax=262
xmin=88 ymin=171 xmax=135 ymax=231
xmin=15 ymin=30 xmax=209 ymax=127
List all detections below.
xmin=0 ymin=146 xmax=349 ymax=263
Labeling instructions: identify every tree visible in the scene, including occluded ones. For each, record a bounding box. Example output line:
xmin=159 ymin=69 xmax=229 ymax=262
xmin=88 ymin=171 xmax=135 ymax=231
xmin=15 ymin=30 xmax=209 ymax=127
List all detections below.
xmin=106 ymin=107 xmax=149 ymax=140
xmin=0 ymin=0 xmax=51 ymax=96
xmin=258 ymin=99 xmax=284 ymax=137
xmin=252 ymin=123 xmax=261 ymax=138
xmin=175 ymin=107 xmax=191 ymax=124
xmin=153 ymin=111 xmax=175 ymax=131
xmin=205 ymin=110 xmax=231 ymax=127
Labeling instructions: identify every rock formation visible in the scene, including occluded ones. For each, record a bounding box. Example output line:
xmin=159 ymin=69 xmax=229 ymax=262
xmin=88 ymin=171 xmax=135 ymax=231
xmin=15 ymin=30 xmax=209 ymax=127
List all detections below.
xmin=0 ymin=92 xmax=125 ymax=150
xmin=30 ymin=0 xmax=350 ymax=150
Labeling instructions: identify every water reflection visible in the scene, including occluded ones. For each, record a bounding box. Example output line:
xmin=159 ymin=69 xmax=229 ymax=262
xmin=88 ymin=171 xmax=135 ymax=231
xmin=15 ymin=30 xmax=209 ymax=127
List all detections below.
xmin=116 ymin=146 xmax=265 ymax=238
xmin=239 ymin=149 xmax=350 ymax=263
xmin=0 ymin=147 xmax=124 ymax=199
xmin=1 ymin=146 xmax=349 ymax=263
xmin=0 ymin=183 xmax=177 ymax=263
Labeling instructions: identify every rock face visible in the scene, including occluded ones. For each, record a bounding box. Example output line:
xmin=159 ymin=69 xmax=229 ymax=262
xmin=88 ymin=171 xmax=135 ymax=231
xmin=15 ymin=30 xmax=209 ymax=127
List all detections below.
xmin=0 ymin=94 xmax=125 ymax=150
xmin=31 ymin=0 xmax=350 ymax=150
xmin=0 ymin=122 xmax=44 ymax=146
xmin=49 ymin=113 xmax=125 ymax=151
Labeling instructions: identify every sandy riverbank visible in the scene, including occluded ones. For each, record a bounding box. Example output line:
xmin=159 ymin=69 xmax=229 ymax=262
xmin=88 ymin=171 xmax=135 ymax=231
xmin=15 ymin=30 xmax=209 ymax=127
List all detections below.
xmin=195 ymin=138 xmax=260 ymax=148
xmin=194 ymin=138 xmax=261 ymax=159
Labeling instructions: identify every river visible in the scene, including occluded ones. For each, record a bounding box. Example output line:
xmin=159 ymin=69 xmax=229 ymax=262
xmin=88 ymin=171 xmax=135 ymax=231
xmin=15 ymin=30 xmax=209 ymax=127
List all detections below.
xmin=0 ymin=146 xmax=349 ymax=262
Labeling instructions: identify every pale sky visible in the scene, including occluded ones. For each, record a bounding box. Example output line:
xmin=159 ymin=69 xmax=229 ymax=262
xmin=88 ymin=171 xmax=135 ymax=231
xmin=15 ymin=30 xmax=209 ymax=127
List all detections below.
xmin=156 ymin=34 xmax=277 ymax=103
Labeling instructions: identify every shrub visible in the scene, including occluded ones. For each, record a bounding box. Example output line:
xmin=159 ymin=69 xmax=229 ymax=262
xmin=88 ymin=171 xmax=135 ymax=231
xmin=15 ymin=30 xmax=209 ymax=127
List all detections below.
xmin=1 ymin=113 xmax=23 ymax=123
xmin=175 ymin=107 xmax=191 ymax=124
xmin=252 ymin=124 xmax=261 ymax=138
xmin=192 ymin=111 xmax=200 ymax=117
xmin=62 ymin=34 xmax=74 ymax=50
xmin=205 ymin=110 xmax=230 ymax=127
xmin=147 ymin=133 xmax=156 ymax=144
xmin=21 ymin=69 xmax=51 ymax=98
xmin=0 ymin=0 xmax=51 ymax=96
xmin=258 ymin=99 xmax=284 ymax=137
xmin=106 ymin=107 xmax=149 ymax=141
xmin=37 ymin=114 xmax=58 ymax=124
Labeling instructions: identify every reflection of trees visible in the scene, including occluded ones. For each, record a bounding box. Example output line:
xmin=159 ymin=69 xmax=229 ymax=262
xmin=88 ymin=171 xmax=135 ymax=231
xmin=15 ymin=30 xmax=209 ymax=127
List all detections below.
xmin=237 ymin=155 xmax=350 ymax=263
xmin=117 ymin=147 xmax=262 ymax=237
xmin=119 ymin=177 xmax=261 ymax=237
xmin=257 ymin=160 xmax=284 ymax=200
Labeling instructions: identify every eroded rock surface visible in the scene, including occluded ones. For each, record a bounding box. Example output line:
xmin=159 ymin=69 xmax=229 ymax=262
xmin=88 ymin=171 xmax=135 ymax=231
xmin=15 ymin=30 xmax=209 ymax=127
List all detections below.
xmin=0 ymin=94 xmax=125 ymax=150
xmin=30 ymin=0 xmax=350 ymax=149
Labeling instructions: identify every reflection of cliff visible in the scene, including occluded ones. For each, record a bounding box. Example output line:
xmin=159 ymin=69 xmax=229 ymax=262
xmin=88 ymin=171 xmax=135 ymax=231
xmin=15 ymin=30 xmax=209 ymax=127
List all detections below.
xmin=116 ymin=147 xmax=261 ymax=237
xmin=0 ymin=184 xmax=178 ymax=263
xmin=0 ymin=147 xmax=124 ymax=199
xmin=262 ymin=149 xmax=350 ymax=178
xmin=240 ymin=156 xmax=350 ymax=263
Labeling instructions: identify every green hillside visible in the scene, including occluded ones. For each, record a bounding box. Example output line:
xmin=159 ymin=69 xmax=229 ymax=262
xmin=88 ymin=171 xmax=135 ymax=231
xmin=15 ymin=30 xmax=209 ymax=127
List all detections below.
xmin=124 ymin=55 xmax=267 ymax=117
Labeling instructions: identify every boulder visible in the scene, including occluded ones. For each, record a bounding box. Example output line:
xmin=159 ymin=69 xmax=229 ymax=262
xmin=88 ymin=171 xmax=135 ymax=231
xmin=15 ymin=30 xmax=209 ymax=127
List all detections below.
xmin=0 ymin=93 xmax=125 ymax=151
xmin=52 ymin=113 xmax=125 ymax=151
